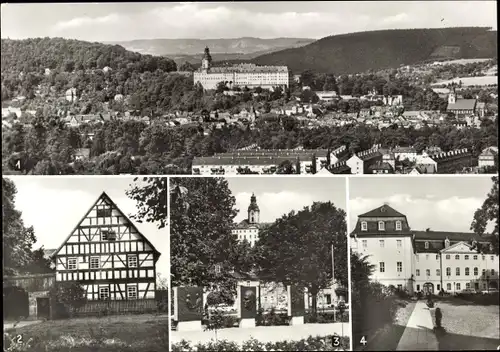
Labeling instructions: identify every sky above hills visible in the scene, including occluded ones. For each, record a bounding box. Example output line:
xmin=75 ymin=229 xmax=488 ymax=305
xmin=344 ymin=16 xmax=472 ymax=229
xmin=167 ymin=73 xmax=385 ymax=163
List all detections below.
xmin=349 ymin=176 xmax=494 ymax=233
xmin=1 ymin=1 xmax=497 ymax=42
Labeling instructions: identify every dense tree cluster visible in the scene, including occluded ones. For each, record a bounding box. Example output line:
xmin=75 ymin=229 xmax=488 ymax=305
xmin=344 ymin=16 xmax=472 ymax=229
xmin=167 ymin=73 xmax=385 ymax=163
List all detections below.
xmin=3 ymin=178 xmax=53 ymax=276
xmin=2 ymin=114 xmax=497 ymax=175
xmin=253 ymin=27 xmax=497 ymax=74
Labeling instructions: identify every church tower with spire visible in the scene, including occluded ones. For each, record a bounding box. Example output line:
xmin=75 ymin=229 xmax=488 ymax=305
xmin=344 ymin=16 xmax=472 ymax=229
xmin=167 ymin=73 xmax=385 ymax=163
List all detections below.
xmin=201 ymin=46 xmax=212 ymax=73
xmin=247 ymin=193 xmax=260 ymax=224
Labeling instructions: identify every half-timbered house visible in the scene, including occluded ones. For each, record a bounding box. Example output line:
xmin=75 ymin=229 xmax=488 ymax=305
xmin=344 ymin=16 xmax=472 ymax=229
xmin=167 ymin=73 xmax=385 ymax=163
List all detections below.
xmin=51 ymin=192 xmax=160 ymax=313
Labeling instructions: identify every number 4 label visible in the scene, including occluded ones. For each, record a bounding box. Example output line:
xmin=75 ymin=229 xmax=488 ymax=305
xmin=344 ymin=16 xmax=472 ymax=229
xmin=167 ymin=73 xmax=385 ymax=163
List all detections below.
xmin=360 ymin=335 xmax=367 ymax=346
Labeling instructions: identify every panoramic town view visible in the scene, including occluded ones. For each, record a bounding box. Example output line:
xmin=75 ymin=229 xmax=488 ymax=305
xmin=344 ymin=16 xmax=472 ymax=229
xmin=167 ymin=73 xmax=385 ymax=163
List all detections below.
xmin=349 ymin=176 xmax=499 ymax=351
xmin=1 ymin=2 xmax=497 ymax=175
xmin=2 ymin=2 xmax=498 ymax=352
xmin=170 ymin=177 xmax=350 ymax=350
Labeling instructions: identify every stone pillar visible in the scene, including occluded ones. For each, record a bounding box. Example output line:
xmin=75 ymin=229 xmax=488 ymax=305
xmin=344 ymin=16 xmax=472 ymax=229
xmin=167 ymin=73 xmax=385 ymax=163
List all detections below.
xmin=28 ymin=292 xmax=37 ymax=320
xmin=173 ymin=286 xmax=203 ymax=331
xmin=287 ymin=285 xmax=305 ymax=325
xmin=238 ymin=286 xmax=257 ymax=328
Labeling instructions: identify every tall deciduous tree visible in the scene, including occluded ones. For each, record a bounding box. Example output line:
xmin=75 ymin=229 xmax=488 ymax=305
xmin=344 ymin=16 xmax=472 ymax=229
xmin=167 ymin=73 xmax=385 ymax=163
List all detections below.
xmin=256 ymin=201 xmax=347 ymax=316
xmin=3 ymin=178 xmax=37 ymax=276
xmin=471 ymin=176 xmax=499 ymax=253
xmin=126 ymin=177 xmax=168 ymax=230
xmin=169 ymin=177 xmax=246 ymax=293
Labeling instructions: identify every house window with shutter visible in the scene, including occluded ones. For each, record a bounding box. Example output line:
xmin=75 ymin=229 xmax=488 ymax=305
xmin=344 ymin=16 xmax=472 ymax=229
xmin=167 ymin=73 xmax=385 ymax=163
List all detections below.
xmin=67 ymin=258 xmax=77 ymax=270
xmin=127 ymin=255 xmax=138 ymax=268
xmin=90 ymin=257 xmax=100 ymax=269
xmin=97 ymin=208 xmax=112 ymax=217
xmin=127 ymin=285 xmax=138 ymax=300
xmin=101 ymin=229 xmax=116 ymax=241
xmin=99 ymin=287 xmax=109 ymax=300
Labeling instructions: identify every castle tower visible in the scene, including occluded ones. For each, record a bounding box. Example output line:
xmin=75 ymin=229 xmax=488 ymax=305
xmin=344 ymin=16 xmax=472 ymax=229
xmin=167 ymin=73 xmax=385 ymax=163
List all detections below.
xmin=201 ymin=46 xmax=212 ymax=72
xmin=248 ymin=193 xmax=260 ymax=224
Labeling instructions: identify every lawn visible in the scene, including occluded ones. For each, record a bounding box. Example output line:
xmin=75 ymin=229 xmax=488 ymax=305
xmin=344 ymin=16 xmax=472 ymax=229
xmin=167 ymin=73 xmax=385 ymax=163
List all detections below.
xmin=4 ymin=314 xmax=170 ymax=351
xmin=432 ymin=298 xmax=500 ymax=350
xmin=432 ymin=75 xmax=498 ymax=87
xmin=356 ymin=299 xmax=416 ymax=351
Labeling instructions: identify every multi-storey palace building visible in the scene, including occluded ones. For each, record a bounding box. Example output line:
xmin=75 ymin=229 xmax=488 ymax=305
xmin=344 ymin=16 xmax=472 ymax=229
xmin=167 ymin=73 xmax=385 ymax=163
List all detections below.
xmin=350 ymin=204 xmax=499 ymax=294
xmin=193 ymin=47 xmax=290 ymax=90
xmin=52 ymin=192 xmax=160 ymax=308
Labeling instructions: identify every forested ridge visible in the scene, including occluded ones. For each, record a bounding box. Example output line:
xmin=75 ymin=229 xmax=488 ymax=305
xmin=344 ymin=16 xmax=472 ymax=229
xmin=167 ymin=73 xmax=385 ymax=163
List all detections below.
xmin=251 ymin=27 xmax=498 ymax=74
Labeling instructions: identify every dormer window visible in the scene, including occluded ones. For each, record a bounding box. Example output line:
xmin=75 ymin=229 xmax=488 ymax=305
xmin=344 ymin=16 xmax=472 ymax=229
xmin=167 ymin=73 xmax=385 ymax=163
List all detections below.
xmin=424 ymin=241 xmax=429 ymax=249
xmin=395 ymin=221 xmax=402 ymax=231
xmin=378 ymin=221 xmax=385 ymax=231
xmin=361 ymin=221 xmax=368 ymax=231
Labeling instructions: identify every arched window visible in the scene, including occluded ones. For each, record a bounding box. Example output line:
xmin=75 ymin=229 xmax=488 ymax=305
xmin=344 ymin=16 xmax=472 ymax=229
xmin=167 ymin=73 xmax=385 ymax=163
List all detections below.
xmin=455 ymin=255 xmax=460 ymax=260
xmin=395 ymin=220 xmax=402 ymax=231
xmin=446 ymin=267 xmax=451 ymax=276
xmin=424 ymin=241 xmax=429 ymax=249
xmin=378 ymin=221 xmax=385 ymax=231
xmin=464 ymin=255 xmax=469 ymax=260
xmin=465 ymin=267 xmax=470 ymax=276
xmin=361 ymin=221 xmax=368 ymax=231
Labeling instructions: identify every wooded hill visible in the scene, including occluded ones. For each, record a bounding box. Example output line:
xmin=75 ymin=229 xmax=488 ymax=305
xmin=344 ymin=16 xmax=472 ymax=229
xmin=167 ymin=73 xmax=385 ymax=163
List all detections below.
xmin=1 ymin=37 xmax=177 ymax=75
xmin=248 ymin=27 xmax=497 ymax=74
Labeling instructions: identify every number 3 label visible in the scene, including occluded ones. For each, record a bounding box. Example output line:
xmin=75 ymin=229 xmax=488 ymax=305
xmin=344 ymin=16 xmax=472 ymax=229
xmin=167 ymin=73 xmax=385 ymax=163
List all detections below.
xmin=332 ymin=335 xmax=340 ymax=347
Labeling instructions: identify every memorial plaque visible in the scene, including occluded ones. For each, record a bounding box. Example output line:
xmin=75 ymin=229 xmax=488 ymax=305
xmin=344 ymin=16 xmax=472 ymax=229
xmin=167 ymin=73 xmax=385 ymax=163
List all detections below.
xmin=288 ymin=285 xmax=305 ymax=317
xmin=239 ymin=286 xmax=257 ymax=319
xmin=176 ymin=286 xmax=203 ymax=322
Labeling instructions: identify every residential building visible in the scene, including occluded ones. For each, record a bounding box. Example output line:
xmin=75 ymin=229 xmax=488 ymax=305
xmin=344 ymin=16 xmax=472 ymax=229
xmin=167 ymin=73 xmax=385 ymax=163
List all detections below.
xmin=478 ymin=146 xmax=498 ymax=168
xmin=315 ymin=91 xmax=338 ymax=102
xmin=394 ymin=146 xmax=417 ymax=162
xmin=429 ymin=148 xmax=475 ymax=173
xmin=51 ymin=192 xmax=160 ymax=313
xmin=191 ymin=147 xmax=347 ymax=175
xmin=368 ymin=162 xmax=394 ymax=174
xmin=350 ymin=204 xmax=499 ymax=294
xmin=193 ymin=47 xmax=289 ymax=90
xmin=65 ymin=88 xmax=77 ymax=103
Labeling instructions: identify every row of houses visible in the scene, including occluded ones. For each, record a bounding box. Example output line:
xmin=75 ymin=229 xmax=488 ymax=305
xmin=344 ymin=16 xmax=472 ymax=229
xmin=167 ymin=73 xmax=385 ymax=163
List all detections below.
xmin=191 ymin=144 xmax=496 ymax=175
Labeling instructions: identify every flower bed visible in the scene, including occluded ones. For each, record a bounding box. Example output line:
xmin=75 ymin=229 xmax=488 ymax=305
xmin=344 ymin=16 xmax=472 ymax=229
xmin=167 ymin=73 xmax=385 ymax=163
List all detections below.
xmin=172 ymin=335 xmax=350 ymax=351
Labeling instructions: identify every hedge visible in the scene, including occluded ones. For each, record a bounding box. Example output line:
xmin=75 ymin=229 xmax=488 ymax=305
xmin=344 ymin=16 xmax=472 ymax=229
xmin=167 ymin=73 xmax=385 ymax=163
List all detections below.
xmin=172 ymin=335 xmax=350 ymax=351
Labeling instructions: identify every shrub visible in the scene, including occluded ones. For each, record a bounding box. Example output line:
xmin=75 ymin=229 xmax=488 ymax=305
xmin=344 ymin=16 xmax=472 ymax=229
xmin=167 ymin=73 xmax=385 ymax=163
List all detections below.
xmin=171 ymin=335 xmax=349 ymax=351
xmin=256 ymin=308 xmax=289 ymax=326
xmin=305 ymin=311 xmax=342 ymax=324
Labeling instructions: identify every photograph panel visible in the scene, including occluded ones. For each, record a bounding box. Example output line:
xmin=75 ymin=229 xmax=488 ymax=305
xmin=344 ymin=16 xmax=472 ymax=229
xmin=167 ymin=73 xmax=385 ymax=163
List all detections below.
xmin=3 ymin=176 xmax=169 ymax=351
xmin=1 ymin=2 xmax=497 ymax=176
xmin=170 ymin=176 xmax=350 ymax=351
xmin=349 ymin=176 xmax=499 ymax=351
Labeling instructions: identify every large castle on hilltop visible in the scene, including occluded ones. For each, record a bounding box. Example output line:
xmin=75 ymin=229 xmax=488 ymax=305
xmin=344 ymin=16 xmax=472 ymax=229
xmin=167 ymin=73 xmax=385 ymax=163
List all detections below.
xmin=193 ymin=47 xmax=290 ymax=90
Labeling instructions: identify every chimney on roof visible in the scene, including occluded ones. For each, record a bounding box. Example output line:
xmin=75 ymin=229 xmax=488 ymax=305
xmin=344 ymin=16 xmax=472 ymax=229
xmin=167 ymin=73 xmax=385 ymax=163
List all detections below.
xmin=426 ymin=228 xmax=430 ymax=232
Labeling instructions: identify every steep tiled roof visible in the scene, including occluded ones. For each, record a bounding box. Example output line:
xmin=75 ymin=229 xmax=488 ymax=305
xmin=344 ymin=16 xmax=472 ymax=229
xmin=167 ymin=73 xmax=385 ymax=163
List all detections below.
xmin=414 ymin=230 xmax=496 ymax=253
xmin=359 ymin=204 xmax=406 ymax=218
xmin=447 ymin=99 xmax=476 ymax=111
